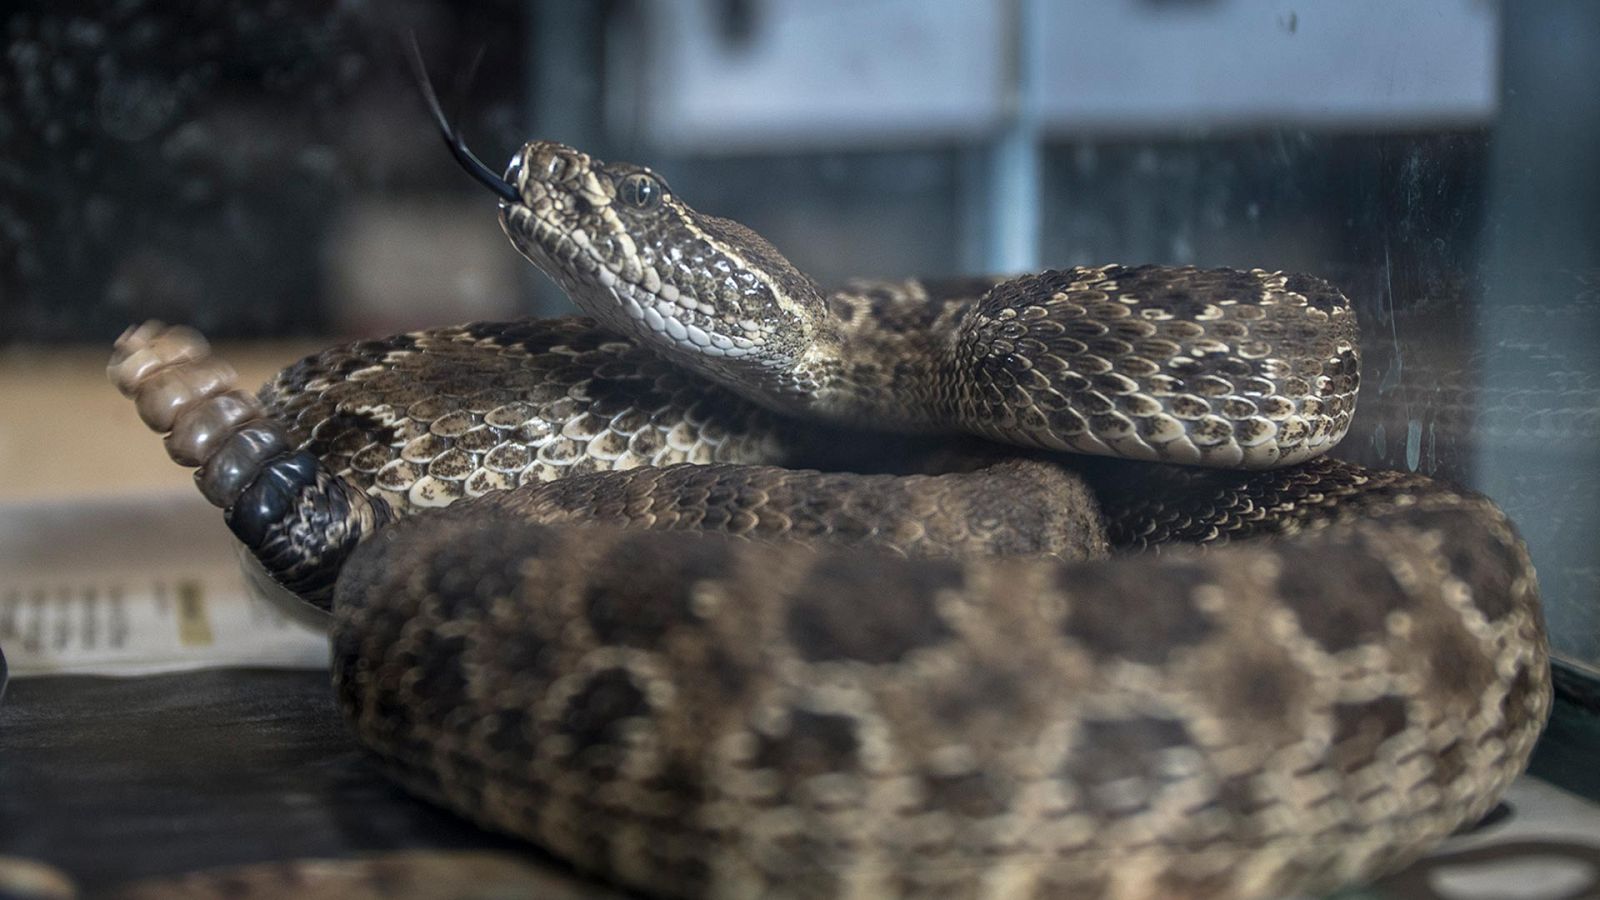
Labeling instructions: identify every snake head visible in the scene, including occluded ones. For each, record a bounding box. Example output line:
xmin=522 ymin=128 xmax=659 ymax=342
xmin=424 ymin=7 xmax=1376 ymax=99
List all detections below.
xmin=408 ymin=43 xmax=828 ymax=406
xmin=496 ymin=140 xmax=832 ymax=404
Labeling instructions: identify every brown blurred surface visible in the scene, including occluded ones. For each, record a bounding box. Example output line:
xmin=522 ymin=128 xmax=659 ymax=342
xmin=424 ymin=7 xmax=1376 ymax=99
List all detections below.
xmin=0 ymin=342 xmax=324 ymax=503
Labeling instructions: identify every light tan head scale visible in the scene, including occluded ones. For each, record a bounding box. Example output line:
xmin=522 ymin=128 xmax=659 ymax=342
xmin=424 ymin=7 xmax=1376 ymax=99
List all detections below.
xmin=410 ymin=42 xmax=827 ymax=402
xmin=496 ymin=141 xmax=830 ymax=398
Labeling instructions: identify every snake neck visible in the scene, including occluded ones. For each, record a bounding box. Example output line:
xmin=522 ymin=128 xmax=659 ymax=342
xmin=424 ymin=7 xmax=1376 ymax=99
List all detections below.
xmin=494 ymin=140 xmax=1361 ymax=468
xmin=791 ymin=279 xmax=991 ymax=431
xmin=490 ymin=141 xmax=969 ymax=429
xmin=780 ymin=266 xmax=1364 ymax=470
xmin=495 ymin=142 xmax=836 ymax=406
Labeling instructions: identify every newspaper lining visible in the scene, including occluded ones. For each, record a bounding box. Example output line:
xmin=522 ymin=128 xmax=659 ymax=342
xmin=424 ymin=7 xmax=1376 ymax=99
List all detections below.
xmin=1 ymin=491 xmax=329 ymax=677
xmin=2 ymin=568 xmax=328 ymax=677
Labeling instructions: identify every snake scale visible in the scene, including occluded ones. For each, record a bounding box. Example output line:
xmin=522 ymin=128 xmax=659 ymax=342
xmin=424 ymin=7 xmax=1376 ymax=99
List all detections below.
xmin=104 ymin=86 xmax=1550 ymax=899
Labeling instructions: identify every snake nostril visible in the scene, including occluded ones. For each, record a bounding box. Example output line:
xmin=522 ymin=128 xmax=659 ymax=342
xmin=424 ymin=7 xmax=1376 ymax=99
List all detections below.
xmin=521 ymin=146 xmax=565 ymax=183
xmin=531 ymin=147 xmax=579 ymax=184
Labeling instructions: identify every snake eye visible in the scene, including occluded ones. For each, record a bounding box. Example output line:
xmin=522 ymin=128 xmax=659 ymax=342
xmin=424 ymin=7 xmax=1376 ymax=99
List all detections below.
xmin=617 ymin=172 xmax=664 ymax=210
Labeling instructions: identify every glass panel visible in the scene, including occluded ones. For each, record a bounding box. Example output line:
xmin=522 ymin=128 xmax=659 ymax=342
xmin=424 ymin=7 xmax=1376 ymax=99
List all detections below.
xmin=3 ymin=2 xmax=1600 ymax=898
xmin=1040 ymin=128 xmax=1600 ymax=666
xmin=1 ymin=4 xmax=532 ymax=340
xmin=2 ymin=5 xmax=1595 ymax=660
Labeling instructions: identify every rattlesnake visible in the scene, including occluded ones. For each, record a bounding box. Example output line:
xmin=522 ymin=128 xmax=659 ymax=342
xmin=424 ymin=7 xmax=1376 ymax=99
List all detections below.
xmin=105 ymin=98 xmax=1550 ymax=898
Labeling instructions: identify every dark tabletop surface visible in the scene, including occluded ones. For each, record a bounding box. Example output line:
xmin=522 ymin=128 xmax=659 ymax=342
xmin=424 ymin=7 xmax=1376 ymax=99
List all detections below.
xmin=0 ymin=667 xmax=602 ymax=896
xmin=4 ymin=665 xmax=1599 ymax=900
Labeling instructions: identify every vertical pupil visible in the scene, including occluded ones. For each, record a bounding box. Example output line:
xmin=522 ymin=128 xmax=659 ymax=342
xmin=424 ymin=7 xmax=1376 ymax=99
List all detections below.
xmin=628 ymin=176 xmax=654 ymax=206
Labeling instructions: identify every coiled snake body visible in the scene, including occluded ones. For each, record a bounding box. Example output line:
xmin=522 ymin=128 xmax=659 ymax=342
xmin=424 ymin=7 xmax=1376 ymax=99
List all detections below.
xmin=109 ymin=132 xmax=1550 ymax=899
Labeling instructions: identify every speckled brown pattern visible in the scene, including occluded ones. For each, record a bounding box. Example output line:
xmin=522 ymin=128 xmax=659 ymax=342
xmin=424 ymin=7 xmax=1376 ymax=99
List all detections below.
xmin=500 ymin=142 xmax=1358 ymax=470
xmin=261 ymin=318 xmax=797 ymax=512
xmin=105 ymin=134 xmax=1552 ymax=900
xmin=110 ymin=315 xmax=1550 ymax=900
xmin=466 ymin=458 xmax=1108 ymax=562
xmin=331 ymin=480 xmax=1546 ymax=900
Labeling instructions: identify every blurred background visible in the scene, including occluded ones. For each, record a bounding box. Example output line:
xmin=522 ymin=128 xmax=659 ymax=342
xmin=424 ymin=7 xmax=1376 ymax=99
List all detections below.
xmin=1 ymin=0 xmax=1597 ymax=677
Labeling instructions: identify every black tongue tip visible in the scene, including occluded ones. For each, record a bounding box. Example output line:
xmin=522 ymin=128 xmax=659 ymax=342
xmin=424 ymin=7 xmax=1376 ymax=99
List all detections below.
xmin=405 ymin=34 xmax=520 ymax=205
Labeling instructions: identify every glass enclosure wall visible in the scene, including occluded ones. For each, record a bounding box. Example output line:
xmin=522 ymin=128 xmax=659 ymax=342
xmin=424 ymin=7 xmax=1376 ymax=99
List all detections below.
xmin=3 ymin=0 xmax=1597 ymax=671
